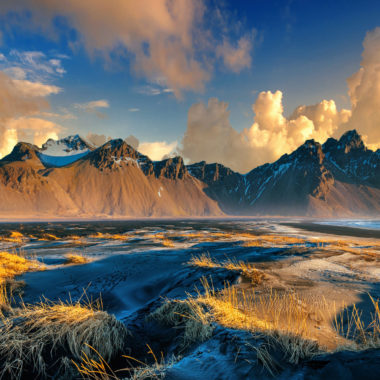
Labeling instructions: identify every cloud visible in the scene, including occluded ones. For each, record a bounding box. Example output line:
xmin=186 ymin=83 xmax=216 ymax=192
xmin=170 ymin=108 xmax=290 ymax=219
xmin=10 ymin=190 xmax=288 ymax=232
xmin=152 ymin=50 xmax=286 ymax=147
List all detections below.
xmin=74 ymin=99 xmax=109 ymax=118
xmin=135 ymin=85 xmax=174 ymax=96
xmin=0 ymin=50 xmax=67 ymax=83
xmin=6 ymin=117 xmax=61 ymax=148
xmin=128 ymin=108 xmax=140 ymax=112
xmin=216 ymin=34 xmax=253 ymax=73
xmin=75 ymin=100 xmax=109 ymax=110
xmin=181 ymin=27 xmax=380 ymax=172
xmin=139 ymin=141 xmax=178 ymax=161
xmin=181 ymin=95 xmax=350 ymax=173
xmin=124 ymin=135 xmax=139 ymax=149
xmin=341 ymin=27 xmax=380 ymax=148
xmin=0 ymin=0 xmax=253 ymax=97
xmin=11 ymin=79 xmax=61 ymax=97
xmin=0 ymin=71 xmax=62 ymax=157
xmin=86 ymin=133 xmax=111 ymax=147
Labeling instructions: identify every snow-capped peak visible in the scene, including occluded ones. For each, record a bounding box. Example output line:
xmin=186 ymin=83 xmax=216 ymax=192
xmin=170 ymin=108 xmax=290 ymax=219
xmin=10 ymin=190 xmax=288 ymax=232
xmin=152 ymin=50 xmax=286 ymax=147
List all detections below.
xmin=41 ymin=135 xmax=92 ymax=157
xmin=38 ymin=135 xmax=93 ymax=167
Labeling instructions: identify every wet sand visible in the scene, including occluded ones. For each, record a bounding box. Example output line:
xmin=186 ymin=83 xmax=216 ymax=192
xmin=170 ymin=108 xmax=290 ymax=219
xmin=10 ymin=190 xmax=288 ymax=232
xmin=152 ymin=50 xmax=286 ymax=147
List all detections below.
xmin=283 ymin=221 xmax=380 ymax=239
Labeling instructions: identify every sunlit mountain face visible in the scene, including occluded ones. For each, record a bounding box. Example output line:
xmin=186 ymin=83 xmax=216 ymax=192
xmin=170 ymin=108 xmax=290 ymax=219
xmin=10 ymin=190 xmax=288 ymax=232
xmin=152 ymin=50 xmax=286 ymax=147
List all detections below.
xmin=0 ymin=3 xmax=379 ymax=380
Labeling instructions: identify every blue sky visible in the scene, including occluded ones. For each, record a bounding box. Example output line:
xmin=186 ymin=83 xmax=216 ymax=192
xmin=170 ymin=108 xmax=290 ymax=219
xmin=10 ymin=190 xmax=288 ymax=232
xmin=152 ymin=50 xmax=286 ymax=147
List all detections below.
xmin=0 ymin=0 xmax=380 ymax=172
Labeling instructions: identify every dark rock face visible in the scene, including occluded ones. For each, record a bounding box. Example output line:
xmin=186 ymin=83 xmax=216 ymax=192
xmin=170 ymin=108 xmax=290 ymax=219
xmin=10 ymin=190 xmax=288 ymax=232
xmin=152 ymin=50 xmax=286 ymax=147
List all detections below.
xmin=1 ymin=142 xmax=41 ymax=163
xmin=87 ymin=139 xmax=146 ymax=170
xmin=323 ymin=129 xmax=380 ymax=187
xmin=187 ymin=161 xmax=246 ymax=213
xmin=186 ymin=130 xmax=380 ymax=216
xmin=153 ymin=157 xmax=188 ymax=179
xmin=0 ymin=130 xmax=378 ymax=217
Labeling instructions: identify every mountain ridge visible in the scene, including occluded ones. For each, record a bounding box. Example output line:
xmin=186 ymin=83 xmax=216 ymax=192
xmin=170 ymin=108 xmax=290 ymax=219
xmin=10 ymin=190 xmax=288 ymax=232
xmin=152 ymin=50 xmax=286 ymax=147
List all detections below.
xmin=0 ymin=130 xmax=378 ymax=218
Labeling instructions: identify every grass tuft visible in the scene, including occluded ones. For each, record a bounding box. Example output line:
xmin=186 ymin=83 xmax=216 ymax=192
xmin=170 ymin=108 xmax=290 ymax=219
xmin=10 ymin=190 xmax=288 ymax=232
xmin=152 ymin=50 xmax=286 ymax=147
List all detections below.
xmin=65 ymin=253 xmax=91 ymax=265
xmin=188 ymin=253 xmax=265 ymax=285
xmin=0 ymin=298 xmax=129 ymax=379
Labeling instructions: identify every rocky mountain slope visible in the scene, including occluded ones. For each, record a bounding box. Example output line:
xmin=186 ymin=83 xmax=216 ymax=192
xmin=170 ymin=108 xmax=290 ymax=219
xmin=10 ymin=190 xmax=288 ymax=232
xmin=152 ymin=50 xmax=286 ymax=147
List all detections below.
xmin=0 ymin=130 xmax=378 ymax=218
xmin=188 ymin=130 xmax=380 ymax=216
xmin=0 ymin=138 xmax=221 ymax=218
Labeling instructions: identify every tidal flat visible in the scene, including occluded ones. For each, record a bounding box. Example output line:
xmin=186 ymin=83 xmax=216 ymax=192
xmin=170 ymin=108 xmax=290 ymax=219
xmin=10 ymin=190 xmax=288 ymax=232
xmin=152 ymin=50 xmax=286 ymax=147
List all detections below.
xmin=0 ymin=219 xmax=379 ymax=379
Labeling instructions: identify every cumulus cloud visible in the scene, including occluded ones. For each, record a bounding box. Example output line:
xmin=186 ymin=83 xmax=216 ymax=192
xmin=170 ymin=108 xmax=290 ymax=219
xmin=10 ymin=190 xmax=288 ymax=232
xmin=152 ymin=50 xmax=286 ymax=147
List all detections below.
xmin=181 ymin=94 xmax=351 ymax=173
xmin=0 ymin=71 xmax=62 ymax=157
xmin=0 ymin=0 xmax=253 ymax=97
xmin=182 ymin=27 xmax=380 ymax=172
xmin=139 ymin=141 xmax=178 ymax=161
xmin=341 ymin=27 xmax=380 ymax=148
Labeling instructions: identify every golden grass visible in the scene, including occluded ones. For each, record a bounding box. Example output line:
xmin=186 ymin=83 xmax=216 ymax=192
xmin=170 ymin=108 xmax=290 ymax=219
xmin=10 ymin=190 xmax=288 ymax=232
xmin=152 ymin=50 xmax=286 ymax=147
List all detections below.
xmin=151 ymin=277 xmax=380 ymax=368
xmin=0 ymin=298 xmax=129 ymax=380
xmin=90 ymin=232 xmax=129 ymax=241
xmin=160 ymin=238 xmax=174 ymax=248
xmin=38 ymin=233 xmax=59 ymax=241
xmin=0 ymin=251 xmax=42 ymax=286
xmin=149 ymin=298 xmax=213 ymax=349
xmin=75 ymin=344 xmax=174 ymax=380
xmin=65 ymin=253 xmax=91 ymax=265
xmin=242 ymin=234 xmax=306 ymax=247
xmin=188 ymin=253 xmax=265 ymax=285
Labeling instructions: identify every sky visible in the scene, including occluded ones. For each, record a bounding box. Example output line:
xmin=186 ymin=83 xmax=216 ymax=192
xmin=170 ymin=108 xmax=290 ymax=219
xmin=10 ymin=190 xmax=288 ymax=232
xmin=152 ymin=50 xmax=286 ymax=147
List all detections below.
xmin=0 ymin=0 xmax=380 ymax=173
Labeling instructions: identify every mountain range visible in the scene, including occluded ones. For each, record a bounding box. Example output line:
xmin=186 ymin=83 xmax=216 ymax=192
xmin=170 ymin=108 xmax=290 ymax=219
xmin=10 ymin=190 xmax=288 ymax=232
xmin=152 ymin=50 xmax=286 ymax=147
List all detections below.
xmin=0 ymin=129 xmax=378 ymax=218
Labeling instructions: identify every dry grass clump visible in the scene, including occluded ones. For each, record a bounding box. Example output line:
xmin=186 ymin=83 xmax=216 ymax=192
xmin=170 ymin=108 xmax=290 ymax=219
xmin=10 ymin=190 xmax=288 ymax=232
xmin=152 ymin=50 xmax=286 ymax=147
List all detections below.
xmin=0 ymin=231 xmax=26 ymax=244
xmin=242 ymin=234 xmax=306 ymax=248
xmin=333 ymin=295 xmax=380 ymax=350
xmin=150 ymin=278 xmax=321 ymax=366
xmin=0 ymin=251 xmax=42 ymax=286
xmin=188 ymin=253 xmax=265 ymax=285
xmin=38 ymin=233 xmax=59 ymax=241
xmin=75 ymin=344 xmax=175 ymax=380
xmin=65 ymin=253 xmax=91 ymax=265
xmin=160 ymin=238 xmax=174 ymax=248
xmin=149 ymin=297 xmax=213 ymax=349
xmin=0 ymin=251 xmax=44 ymax=313
xmin=0 ymin=298 xmax=129 ymax=380
xmin=90 ymin=232 xmax=129 ymax=241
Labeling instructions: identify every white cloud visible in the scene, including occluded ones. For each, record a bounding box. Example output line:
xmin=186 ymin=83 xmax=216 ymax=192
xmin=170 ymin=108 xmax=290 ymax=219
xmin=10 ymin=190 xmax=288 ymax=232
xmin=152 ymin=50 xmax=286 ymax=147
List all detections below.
xmin=12 ymin=78 xmax=62 ymax=97
xmin=181 ymin=94 xmax=351 ymax=173
xmin=216 ymin=34 xmax=253 ymax=73
xmin=139 ymin=140 xmax=178 ymax=161
xmin=0 ymin=71 xmax=62 ymax=158
xmin=74 ymin=99 xmax=109 ymax=118
xmin=135 ymin=85 xmax=173 ymax=96
xmin=74 ymin=99 xmax=109 ymax=110
xmin=128 ymin=108 xmax=140 ymax=112
xmin=0 ymin=0 xmax=253 ymax=97
xmin=341 ymin=27 xmax=380 ymax=147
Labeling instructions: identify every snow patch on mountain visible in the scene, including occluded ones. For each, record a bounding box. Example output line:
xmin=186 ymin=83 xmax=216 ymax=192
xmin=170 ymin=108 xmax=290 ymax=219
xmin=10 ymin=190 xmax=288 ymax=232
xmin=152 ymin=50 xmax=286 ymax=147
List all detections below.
xmin=38 ymin=135 xmax=92 ymax=167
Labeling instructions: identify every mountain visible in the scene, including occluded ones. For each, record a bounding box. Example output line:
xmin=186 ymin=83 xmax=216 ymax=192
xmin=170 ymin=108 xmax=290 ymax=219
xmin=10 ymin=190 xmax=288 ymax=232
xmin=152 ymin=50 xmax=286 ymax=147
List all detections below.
xmin=0 ymin=130 xmax=378 ymax=218
xmin=38 ymin=135 xmax=94 ymax=167
xmin=188 ymin=130 xmax=380 ymax=217
xmin=0 ymin=138 xmax=221 ymax=218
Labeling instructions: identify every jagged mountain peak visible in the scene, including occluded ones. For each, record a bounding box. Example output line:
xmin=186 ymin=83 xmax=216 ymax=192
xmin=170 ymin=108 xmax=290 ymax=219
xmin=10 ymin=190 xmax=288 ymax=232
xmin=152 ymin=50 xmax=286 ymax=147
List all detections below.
xmin=1 ymin=142 xmax=41 ymax=164
xmin=41 ymin=134 xmax=93 ymax=154
xmin=87 ymin=138 xmax=149 ymax=170
xmin=153 ymin=156 xmax=188 ymax=179
xmin=187 ymin=160 xmax=239 ymax=183
xmin=285 ymin=139 xmax=325 ymax=165
xmin=339 ymin=129 xmax=364 ymax=149
xmin=323 ymin=129 xmax=366 ymax=155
